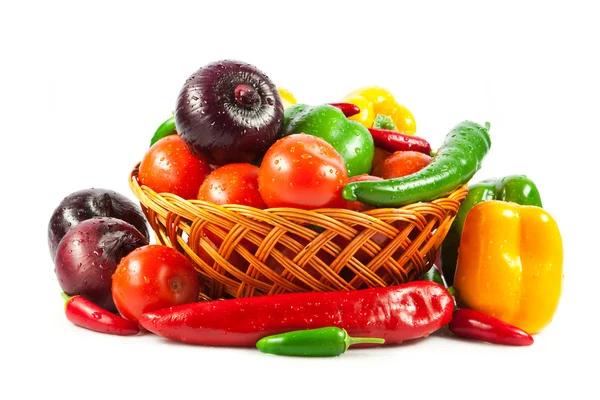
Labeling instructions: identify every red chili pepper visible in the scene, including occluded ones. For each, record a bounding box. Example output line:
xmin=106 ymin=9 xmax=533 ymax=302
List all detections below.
xmin=449 ymin=308 xmax=534 ymax=346
xmin=368 ymin=127 xmax=432 ymax=155
xmin=139 ymin=281 xmax=454 ymax=347
xmin=328 ymin=102 xmax=361 ymax=118
xmin=61 ymin=293 xmax=139 ymax=336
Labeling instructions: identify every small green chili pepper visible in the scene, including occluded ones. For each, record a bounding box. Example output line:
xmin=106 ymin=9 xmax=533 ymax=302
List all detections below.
xmin=341 ymin=120 xmax=491 ymax=207
xmin=256 ymin=327 xmax=385 ymax=357
xmin=149 ymin=115 xmax=177 ymax=147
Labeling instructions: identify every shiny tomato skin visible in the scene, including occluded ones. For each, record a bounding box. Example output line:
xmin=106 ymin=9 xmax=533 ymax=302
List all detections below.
xmin=372 ymin=150 xmax=432 ymax=179
xmin=111 ymin=245 xmax=200 ymax=324
xmin=258 ymin=134 xmax=348 ymax=209
xmin=197 ymin=163 xmax=266 ymax=209
xmin=139 ymin=135 xmax=212 ymax=199
xmin=341 ymin=174 xmax=384 ymax=211
xmin=371 ymin=146 xmax=392 ymax=172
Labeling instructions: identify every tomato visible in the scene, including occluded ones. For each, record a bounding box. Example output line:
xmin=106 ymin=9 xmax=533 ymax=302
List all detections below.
xmin=197 ymin=163 xmax=266 ymax=208
xmin=341 ymin=174 xmax=383 ymax=211
xmin=258 ymin=134 xmax=348 ymax=209
xmin=371 ymin=146 xmax=392 ymax=172
xmin=111 ymin=245 xmax=200 ymax=324
xmin=138 ymin=135 xmax=212 ymax=199
xmin=372 ymin=150 xmax=432 ymax=179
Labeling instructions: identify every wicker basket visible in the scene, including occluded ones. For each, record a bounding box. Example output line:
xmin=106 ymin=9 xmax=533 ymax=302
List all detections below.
xmin=129 ymin=163 xmax=468 ymax=300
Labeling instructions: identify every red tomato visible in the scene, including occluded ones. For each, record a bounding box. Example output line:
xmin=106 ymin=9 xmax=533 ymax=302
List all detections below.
xmin=371 ymin=146 xmax=392 ymax=172
xmin=139 ymin=135 xmax=212 ymax=199
xmin=258 ymin=134 xmax=348 ymax=209
xmin=111 ymin=245 xmax=200 ymax=324
xmin=372 ymin=151 xmax=432 ymax=179
xmin=341 ymin=174 xmax=383 ymax=211
xmin=197 ymin=163 xmax=266 ymax=209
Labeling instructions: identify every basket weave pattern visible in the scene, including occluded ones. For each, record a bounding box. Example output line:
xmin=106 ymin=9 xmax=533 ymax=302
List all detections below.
xmin=129 ymin=164 xmax=468 ymax=300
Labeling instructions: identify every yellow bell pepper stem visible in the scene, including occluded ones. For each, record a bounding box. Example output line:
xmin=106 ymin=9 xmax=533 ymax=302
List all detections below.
xmin=340 ymin=86 xmax=416 ymax=134
xmin=454 ymin=200 xmax=563 ymax=334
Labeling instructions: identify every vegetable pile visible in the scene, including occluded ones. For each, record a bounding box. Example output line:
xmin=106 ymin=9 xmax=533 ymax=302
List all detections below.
xmin=47 ymin=59 xmax=563 ymax=356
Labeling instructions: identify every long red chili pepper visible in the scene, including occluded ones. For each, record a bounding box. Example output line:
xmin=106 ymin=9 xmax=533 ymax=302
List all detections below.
xmin=449 ymin=308 xmax=534 ymax=346
xmin=61 ymin=293 xmax=139 ymax=336
xmin=368 ymin=127 xmax=432 ymax=155
xmin=328 ymin=102 xmax=361 ymax=118
xmin=139 ymin=281 xmax=454 ymax=347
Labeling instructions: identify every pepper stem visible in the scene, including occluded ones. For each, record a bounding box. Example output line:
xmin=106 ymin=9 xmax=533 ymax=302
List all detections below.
xmin=61 ymin=292 xmax=73 ymax=309
xmin=447 ymin=286 xmax=456 ymax=296
xmin=345 ymin=334 xmax=385 ymax=351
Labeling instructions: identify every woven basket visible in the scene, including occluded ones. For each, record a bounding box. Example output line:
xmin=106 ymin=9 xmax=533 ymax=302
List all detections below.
xmin=129 ymin=163 xmax=468 ymax=300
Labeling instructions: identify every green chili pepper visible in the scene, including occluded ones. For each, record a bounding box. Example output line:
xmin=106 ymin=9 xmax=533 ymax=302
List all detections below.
xmin=149 ymin=115 xmax=177 ymax=147
xmin=256 ymin=327 xmax=385 ymax=357
xmin=341 ymin=120 xmax=491 ymax=207
xmin=440 ymin=175 xmax=543 ymax=286
xmin=283 ymin=104 xmax=375 ymax=177
xmin=373 ymin=114 xmax=397 ymax=130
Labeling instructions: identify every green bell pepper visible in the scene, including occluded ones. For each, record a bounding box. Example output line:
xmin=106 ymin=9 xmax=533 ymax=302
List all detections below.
xmin=440 ymin=175 xmax=543 ymax=286
xmin=149 ymin=115 xmax=177 ymax=147
xmin=283 ymin=104 xmax=375 ymax=177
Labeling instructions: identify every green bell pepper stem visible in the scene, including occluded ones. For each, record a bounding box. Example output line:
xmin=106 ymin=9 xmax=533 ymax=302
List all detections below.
xmin=440 ymin=174 xmax=543 ymax=286
xmin=342 ymin=121 xmax=491 ymax=206
xmin=256 ymin=327 xmax=384 ymax=357
xmin=149 ymin=115 xmax=177 ymax=147
xmin=283 ymin=104 xmax=375 ymax=177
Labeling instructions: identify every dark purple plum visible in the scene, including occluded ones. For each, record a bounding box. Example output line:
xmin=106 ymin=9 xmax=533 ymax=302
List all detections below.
xmin=48 ymin=188 xmax=150 ymax=260
xmin=174 ymin=60 xmax=284 ymax=165
xmin=55 ymin=217 xmax=149 ymax=312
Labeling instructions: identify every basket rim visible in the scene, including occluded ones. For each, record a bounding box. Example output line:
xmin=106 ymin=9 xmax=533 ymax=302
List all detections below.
xmin=128 ymin=161 xmax=469 ymax=215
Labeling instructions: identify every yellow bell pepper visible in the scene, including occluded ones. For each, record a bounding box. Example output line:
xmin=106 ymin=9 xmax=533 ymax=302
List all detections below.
xmin=340 ymin=86 xmax=417 ymax=134
xmin=277 ymin=87 xmax=297 ymax=109
xmin=454 ymin=200 xmax=563 ymax=334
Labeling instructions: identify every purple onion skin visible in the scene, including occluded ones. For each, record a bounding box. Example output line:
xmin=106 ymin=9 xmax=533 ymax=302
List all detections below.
xmin=48 ymin=188 xmax=150 ymax=260
xmin=174 ymin=60 xmax=284 ymax=165
xmin=55 ymin=217 xmax=149 ymax=312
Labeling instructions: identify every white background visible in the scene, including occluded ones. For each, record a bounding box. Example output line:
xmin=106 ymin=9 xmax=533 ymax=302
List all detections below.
xmin=1 ymin=1 xmax=598 ymax=399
